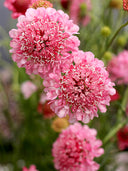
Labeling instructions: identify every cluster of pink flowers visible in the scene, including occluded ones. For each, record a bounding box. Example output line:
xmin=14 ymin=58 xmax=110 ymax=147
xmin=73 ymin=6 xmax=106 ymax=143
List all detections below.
xmin=52 ymin=123 xmax=104 ymax=171
xmin=9 ymin=7 xmax=80 ymax=78
xmin=44 ymin=51 xmax=115 ymax=123
xmin=107 ymin=50 xmax=128 ymax=85
xmin=123 ymin=0 xmax=128 ymax=11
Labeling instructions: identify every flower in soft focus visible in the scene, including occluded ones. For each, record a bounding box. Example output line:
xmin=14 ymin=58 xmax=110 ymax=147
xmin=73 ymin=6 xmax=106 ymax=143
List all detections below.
xmin=60 ymin=0 xmax=70 ymax=10
xmin=52 ymin=123 xmax=104 ymax=171
xmin=37 ymin=101 xmax=55 ymax=119
xmin=44 ymin=51 xmax=115 ymax=123
xmin=109 ymin=0 xmax=122 ymax=9
xmin=21 ymin=81 xmax=37 ymax=99
xmin=117 ymin=125 xmax=128 ymax=150
xmin=123 ymin=0 xmax=128 ymax=11
xmin=30 ymin=0 xmax=53 ymax=9
xmin=110 ymin=90 xmax=120 ymax=101
xmin=9 ymin=7 xmax=80 ymax=78
xmin=23 ymin=165 xmax=38 ymax=171
xmin=69 ymin=0 xmax=92 ymax=26
xmin=51 ymin=117 xmax=69 ymax=132
xmin=4 ymin=0 xmax=31 ymax=19
xmin=107 ymin=50 xmax=128 ymax=85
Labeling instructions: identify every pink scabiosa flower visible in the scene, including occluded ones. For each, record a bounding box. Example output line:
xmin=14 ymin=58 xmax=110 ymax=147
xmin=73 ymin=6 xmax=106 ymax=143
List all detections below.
xmin=107 ymin=50 xmax=128 ymax=85
xmin=4 ymin=0 xmax=31 ymax=19
xmin=117 ymin=125 xmax=128 ymax=151
xmin=9 ymin=7 xmax=80 ymax=78
xmin=44 ymin=51 xmax=116 ymax=123
xmin=52 ymin=123 xmax=104 ymax=171
xmin=23 ymin=165 xmax=38 ymax=171
xmin=69 ymin=0 xmax=91 ymax=26
xmin=21 ymin=81 xmax=37 ymax=99
xmin=123 ymin=0 xmax=128 ymax=11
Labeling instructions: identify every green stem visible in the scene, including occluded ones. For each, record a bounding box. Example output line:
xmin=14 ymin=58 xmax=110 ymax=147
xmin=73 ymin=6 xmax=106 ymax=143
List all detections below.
xmin=103 ymin=87 xmax=128 ymax=145
xmin=101 ymin=20 xmax=128 ymax=57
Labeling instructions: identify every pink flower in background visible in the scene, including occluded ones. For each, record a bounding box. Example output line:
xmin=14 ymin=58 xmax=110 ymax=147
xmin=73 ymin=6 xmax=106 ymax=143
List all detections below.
xmin=107 ymin=50 xmax=128 ymax=85
xmin=4 ymin=0 xmax=31 ymax=19
xmin=52 ymin=123 xmax=104 ymax=171
xmin=117 ymin=125 xmax=128 ymax=150
xmin=23 ymin=165 xmax=38 ymax=171
xmin=21 ymin=81 xmax=37 ymax=99
xmin=9 ymin=7 xmax=80 ymax=78
xmin=69 ymin=0 xmax=92 ymax=26
xmin=123 ymin=0 xmax=128 ymax=11
xmin=44 ymin=51 xmax=115 ymax=123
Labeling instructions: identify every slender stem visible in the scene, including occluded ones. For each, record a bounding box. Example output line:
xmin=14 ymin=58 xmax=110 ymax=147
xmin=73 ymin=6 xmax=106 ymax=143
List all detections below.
xmin=101 ymin=20 xmax=128 ymax=58
xmin=103 ymin=87 xmax=128 ymax=145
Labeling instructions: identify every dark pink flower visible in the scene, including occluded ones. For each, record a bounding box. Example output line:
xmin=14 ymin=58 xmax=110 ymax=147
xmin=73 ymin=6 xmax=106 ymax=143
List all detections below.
xmin=52 ymin=123 xmax=104 ymax=171
xmin=4 ymin=0 xmax=31 ymax=19
xmin=44 ymin=51 xmax=115 ymax=123
xmin=123 ymin=0 xmax=128 ymax=11
xmin=110 ymin=90 xmax=120 ymax=101
xmin=23 ymin=165 xmax=38 ymax=171
xmin=117 ymin=125 xmax=128 ymax=150
xmin=9 ymin=7 xmax=80 ymax=78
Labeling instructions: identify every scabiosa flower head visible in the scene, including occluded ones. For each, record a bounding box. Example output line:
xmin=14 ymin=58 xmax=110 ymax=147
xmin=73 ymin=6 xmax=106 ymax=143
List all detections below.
xmin=30 ymin=0 xmax=53 ymax=9
xmin=69 ymin=0 xmax=91 ymax=26
xmin=44 ymin=51 xmax=115 ymax=123
xmin=9 ymin=7 xmax=80 ymax=78
xmin=4 ymin=0 xmax=31 ymax=19
xmin=107 ymin=50 xmax=128 ymax=85
xmin=23 ymin=165 xmax=38 ymax=171
xmin=123 ymin=0 xmax=128 ymax=11
xmin=117 ymin=125 xmax=128 ymax=150
xmin=52 ymin=123 xmax=104 ymax=171
xmin=21 ymin=81 xmax=37 ymax=99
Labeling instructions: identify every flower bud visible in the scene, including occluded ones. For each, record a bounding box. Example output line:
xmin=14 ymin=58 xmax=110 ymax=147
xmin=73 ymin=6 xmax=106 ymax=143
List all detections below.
xmin=101 ymin=26 xmax=111 ymax=37
xmin=103 ymin=51 xmax=113 ymax=61
xmin=30 ymin=0 xmax=53 ymax=9
xmin=109 ymin=0 xmax=122 ymax=9
xmin=117 ymin=36 xmax=127 ymax=47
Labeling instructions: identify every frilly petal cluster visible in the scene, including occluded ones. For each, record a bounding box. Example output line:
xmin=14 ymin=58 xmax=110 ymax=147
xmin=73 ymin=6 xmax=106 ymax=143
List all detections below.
xmin=107 ymin=50 xmax=128 ymax=85
xmin=9 ymin=7 xmax=80 ymax=78
xmin=52 ymin=123 xmax=104 ymax=171
xmin=44 ymin=51 xmax=115 ymax=123
xmin=123 ymin=0 xmax=128 ymax=11
xmin=69 ymin=0 xmax=92 ymax=26
xmin=4 ymin=0 xmax=31 ymax=19
xmin=23 ymin=165 xmax=38 ymax=171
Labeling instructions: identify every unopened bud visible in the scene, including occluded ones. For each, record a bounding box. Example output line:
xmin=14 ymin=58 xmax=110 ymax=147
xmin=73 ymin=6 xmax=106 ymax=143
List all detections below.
xmin=101 ymin=26 xmax=111 ymax=37
xmin=30 ymin=0 xmax=53 ymax=9
xmin=109 ymin=0 xmax=122 ymax=9
xmin=103 ymin=51 xmax=113 ymax=61
xmin=117 ymin=36 xmax=127 ymax=47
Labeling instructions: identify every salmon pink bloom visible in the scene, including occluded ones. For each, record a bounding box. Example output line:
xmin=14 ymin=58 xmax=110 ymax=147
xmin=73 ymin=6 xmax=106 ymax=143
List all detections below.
xmin=123 ymin=0 xmax=128 ymax=11
xmin=107 ymin=50 xmax=128 ymax=85
xmin=9 ymin=7 xmax=80 ymax=78
xmin=44 ymin=51 xmax=115 ymax=123
xmin=52 ymin=123 xmax=104 ymax=171
xmin=4 ymin=0 xmax=31 ymax=19
xmin=23 ymin=165 xmax=38 ymax=171
xmin=69 ymin=0 xmax=92 ymax=26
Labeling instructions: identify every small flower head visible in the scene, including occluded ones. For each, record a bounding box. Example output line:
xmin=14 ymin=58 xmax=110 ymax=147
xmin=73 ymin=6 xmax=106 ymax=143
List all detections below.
xmin=9 ymin=7 xmax=80 ymax=78
xmin=107 ymin=50 xmax=128 ymax=85
xmin=52 ymin=123 xmax=104 ymax=171
xmin=23 ymin=165 xmax=38 ymax=171
xmin=44 ymin=51 xmax=115 ymax=123
xmin=69 ymin=0 xmax=92 ymax=26
xmin=30 ymin=0 xmax=53 ymax=9
xmin=51 ymin=117 xmax=69 ymax=132
xmin=4 ymin=0 xmax=31 ymax=19
xmin=21 ymin=81 xmax=37 ymax=99
xmin=117 ymin=125 xmax=128 ymax=150
xmin=101 ymin=26 xmax=111 ymax=37
xmin=123 ymin=0 xmax=128 ymax=11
